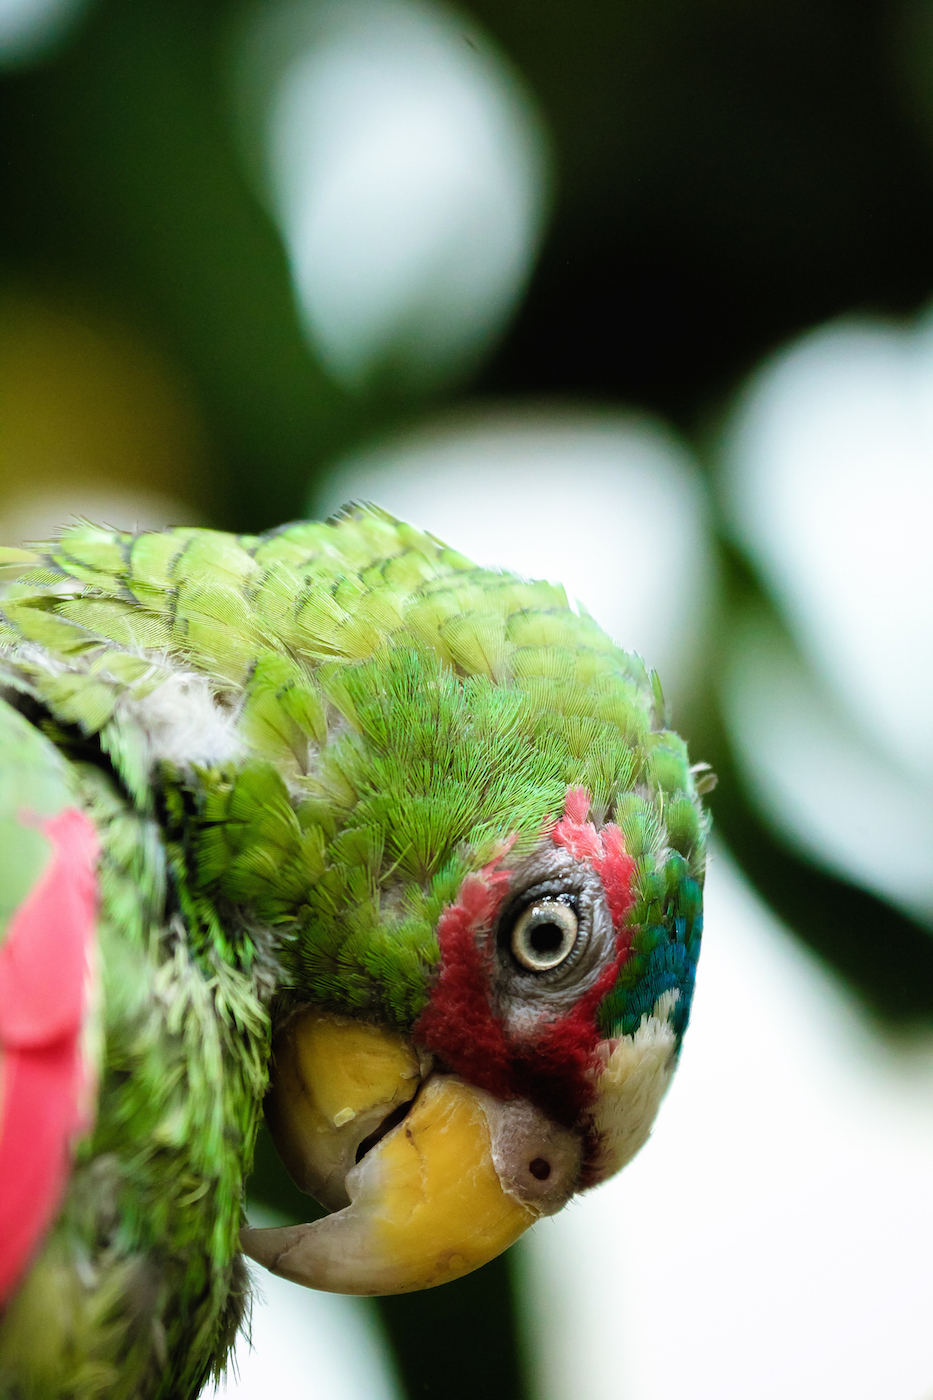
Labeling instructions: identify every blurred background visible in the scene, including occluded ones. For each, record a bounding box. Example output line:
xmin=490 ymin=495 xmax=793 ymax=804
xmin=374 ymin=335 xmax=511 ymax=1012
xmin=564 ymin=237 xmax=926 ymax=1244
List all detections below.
xmin=3 ymin=0 xmax=933 ymax=1395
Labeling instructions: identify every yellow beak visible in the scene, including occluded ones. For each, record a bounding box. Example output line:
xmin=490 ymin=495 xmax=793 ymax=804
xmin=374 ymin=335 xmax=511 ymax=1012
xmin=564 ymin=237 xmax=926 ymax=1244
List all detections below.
xmin=240 ymin=1010 xmax=581 ymax=1295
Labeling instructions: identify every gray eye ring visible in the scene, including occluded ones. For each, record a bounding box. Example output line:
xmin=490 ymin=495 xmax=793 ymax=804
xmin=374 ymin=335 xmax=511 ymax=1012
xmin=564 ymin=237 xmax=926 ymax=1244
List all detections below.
xmin=510 ymin=899 xmax=579 ymax=971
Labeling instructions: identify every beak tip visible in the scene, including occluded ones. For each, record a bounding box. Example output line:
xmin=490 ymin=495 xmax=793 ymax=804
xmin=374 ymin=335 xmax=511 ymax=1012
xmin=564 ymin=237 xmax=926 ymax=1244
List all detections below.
xmin=240 ymin=1224 xmax=301 ymax=1275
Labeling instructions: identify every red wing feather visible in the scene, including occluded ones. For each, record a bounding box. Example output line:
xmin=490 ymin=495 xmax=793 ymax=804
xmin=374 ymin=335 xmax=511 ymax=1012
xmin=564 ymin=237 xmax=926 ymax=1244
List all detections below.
xmin=0 ymin=808 xmax=99 ymax=1305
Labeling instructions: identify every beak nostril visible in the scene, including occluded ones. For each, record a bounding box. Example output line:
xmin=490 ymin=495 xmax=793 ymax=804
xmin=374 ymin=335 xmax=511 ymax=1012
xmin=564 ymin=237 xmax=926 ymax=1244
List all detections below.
xmin=528 ymin=1157 xmax=551 ymax=1181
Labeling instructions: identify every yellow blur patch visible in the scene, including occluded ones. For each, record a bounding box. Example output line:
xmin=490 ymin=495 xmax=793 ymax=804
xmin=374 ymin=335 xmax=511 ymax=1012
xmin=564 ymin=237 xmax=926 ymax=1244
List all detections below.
xmin=0 ymin=284 xmax=210 ymax=540
xmin=366 ymin=1077 xmax=533 ymax=1289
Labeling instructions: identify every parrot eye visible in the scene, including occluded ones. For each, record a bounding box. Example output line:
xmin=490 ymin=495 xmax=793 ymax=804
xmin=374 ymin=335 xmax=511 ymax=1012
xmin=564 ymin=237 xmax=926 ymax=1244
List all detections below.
xmin=510 ymin=898 xmax=579 ymax=972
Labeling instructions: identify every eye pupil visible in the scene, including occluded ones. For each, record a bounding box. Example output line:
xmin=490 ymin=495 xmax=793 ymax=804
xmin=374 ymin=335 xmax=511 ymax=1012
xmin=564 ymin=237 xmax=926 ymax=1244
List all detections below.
xmin=529 ymin=922 xmax=563 ymax=954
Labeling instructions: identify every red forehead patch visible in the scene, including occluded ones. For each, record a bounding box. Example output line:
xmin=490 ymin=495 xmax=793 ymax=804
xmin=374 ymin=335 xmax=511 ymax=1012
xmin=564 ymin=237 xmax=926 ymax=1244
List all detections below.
xmin=552 ymin=786 xmax=636 ymax=934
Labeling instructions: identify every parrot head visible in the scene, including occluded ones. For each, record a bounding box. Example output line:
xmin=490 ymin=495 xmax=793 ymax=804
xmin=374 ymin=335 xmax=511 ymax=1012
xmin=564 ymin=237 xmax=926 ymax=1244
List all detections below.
xmin=226 ymin=523 xmax=708 ymax=1297
xmin=0 ymin=504 xmax=707 ymax=1299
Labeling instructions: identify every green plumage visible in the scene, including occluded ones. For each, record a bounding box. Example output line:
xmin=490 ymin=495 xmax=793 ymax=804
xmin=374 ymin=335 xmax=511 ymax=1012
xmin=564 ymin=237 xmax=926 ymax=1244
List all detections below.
xmin=0 ymin=505 xmax=707 ymax=1397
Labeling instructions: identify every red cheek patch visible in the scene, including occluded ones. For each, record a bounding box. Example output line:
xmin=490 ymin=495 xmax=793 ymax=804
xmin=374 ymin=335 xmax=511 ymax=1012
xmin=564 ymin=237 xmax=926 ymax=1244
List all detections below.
xmin=413 ymin=866 xmax=514 ymax=1101
xmin=517 ymin=940 xmax=626 ymax=1126
xmin=414 ymin=788 xmax=637 ymax=1129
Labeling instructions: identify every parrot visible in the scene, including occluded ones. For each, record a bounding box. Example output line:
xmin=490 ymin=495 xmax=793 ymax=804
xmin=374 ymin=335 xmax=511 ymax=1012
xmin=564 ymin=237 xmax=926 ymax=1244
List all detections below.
xmin=0 ymin=503 xmax=708 ymax=1399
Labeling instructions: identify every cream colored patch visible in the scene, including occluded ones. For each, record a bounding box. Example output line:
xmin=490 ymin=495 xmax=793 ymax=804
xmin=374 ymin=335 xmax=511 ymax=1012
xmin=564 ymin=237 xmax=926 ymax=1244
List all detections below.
xmin=589 ymin=990 xmax=680 ymax=1183
xmin=119 ymin=670 xmax=244 ymax=769
xmin=3 ymin=643 xmax=242 ymax=772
